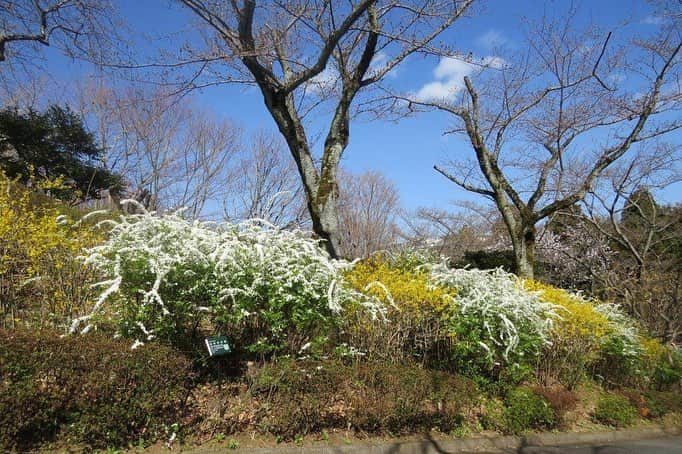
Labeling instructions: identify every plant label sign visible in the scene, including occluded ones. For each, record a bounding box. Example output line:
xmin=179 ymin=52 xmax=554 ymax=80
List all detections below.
xmin=205 ymin=335 xmax=231 ymax=357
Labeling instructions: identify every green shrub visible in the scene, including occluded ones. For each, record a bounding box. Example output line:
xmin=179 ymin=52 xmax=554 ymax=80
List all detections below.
xmin=503 ymin=388 xmax=555 ymax=434
xmin=642 ymin=391 xmax=682 ymax=418
xmin=651 ymin=349 xmax=682 ymax=390
xmin=0 ymin=329 xmax=195 ymax=450
xmin=593 ymin=394 xmax=638 ymax=427
xmin=457 ymin=249 xmax=516 ymax=273
xmin=593 ymin=337 xmax=643 ymax=388
xmin=479 ymin=397 xmax=505 ymax=431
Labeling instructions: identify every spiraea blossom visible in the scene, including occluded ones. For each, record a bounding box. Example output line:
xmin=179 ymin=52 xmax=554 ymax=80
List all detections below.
xmin=74 ymin=204 xmax=383 ymax=350
xmin=428 ymin=265 xmax=558 ymax=364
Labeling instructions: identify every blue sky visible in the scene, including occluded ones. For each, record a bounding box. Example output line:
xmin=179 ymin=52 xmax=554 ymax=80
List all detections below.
xmin=17 ymin=0 xmax=680 ymax=212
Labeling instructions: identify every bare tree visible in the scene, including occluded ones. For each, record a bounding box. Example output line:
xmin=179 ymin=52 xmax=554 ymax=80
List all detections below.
xmin=157 ymin=0 xmax=474 ymax=257
xmin=400 ymin=202 xmax=508 ymax=260
xmin=0 ymin=0 xmax=115 ymax=61
xmin=78 ymin=81 xmax=241 ymax=217
xmin=575 ymin=150 xmax=681 ymax=341
xmin=168 ymin=113 xmax=243 ymax=218
xmin=224 ymin=131 xmax=308 ymax=228
xmin=393 ymin=8 xmax=681 ymax=278
xmin=0 ymin=0 xmax=117 ymax=94
xmin=580 ymin=146 xmax=681 ymax=278
xmin=338 ymin=169 xmax=400 ymax=259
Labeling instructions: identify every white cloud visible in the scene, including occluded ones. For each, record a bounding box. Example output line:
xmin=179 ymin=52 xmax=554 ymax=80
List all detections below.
xmin=415 ymin=79 xmax=467 ymax=101
xmin=433 ymin=57 xmax=475 ymax=79
xmin=476 ymin=30 xmax=507 ymax=49
xmin=308 ymin=67 xmax=339 ymax=94
xmin=607 ymin=73 xmax=626 ymax=84
xmin=480 ymin=56 xmax=507 ymax=69
xmin=641 ymin=15 xmax=663 ymax=25
xmin=369 ymin=50 xmax=398 ymax=79
xmin=370 ymin=51 xmax=388 ymax=72
xmin=414 ymin=56 xmax=506 ymax=101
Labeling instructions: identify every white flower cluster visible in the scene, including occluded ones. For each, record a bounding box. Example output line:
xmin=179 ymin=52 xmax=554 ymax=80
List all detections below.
xmin=594 ymin=302 xmax=643 ymax=357
xmin=73 ymin=206 xmax=383 ymax=346
xmin=428 ymin=265 xmax=558 ymax=362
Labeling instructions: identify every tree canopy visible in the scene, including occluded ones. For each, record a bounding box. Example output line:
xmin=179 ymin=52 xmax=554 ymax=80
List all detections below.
xmin=0 ymin=105 xmax=122 ymax=202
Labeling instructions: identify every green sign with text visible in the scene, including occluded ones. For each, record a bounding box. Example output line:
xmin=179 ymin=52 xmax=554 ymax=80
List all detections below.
xmin=205 ymin=336 xmax=231 ymax=357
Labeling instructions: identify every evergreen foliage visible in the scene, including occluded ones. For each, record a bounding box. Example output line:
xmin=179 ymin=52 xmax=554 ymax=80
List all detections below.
xmin=0 ymin=105 xmax=122 ymax=203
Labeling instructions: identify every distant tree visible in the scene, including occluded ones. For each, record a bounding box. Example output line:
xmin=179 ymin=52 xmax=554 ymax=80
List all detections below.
xmin=223 ymin=131 xmax=308 ymax=228
xmin=338 ymin=170 xmax=400 ymax=259
xmin=621 ymin=187 xmax=659 ymax=234
xmin=79 ymin=83 xmax=240 ymax=217
xmin=458 ymin=249 xmax=516 ymax=273
xmin=0 ymin=105 xmax=122 ymax=203
xmin=536 ymin=213 xmax=613 ymax=292
xmin=401 ymin=203 xmax=510 ymax=261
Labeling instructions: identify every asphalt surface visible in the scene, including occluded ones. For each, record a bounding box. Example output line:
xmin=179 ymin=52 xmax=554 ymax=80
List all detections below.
xmin=514 ymin=435 xmax=682 ymax=454
xmin=187 ymin=430 xmax=682 ymax=453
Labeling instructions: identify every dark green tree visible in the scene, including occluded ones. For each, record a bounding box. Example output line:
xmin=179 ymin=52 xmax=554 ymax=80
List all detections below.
xmin=0 ymin=105 xmax=122 ymax=203
xmin=621 ymin=187 xmax=658 ymax=233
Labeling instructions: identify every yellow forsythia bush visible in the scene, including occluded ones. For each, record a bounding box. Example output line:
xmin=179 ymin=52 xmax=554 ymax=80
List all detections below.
xmin=345 ymin=254 xmax=454 ymax=315
xmin=0 ymin=172 xmax=104 ymax=329
xmin=524 ymin=280 xmax=614 ymax=387
xmin=524 ymin=280 xmax=612 ymax=340
xmin=342 ymin=254 xmax=456 ymax=363
xmin=637 ymin=335 xmax=675 ymax=385
xmin=524 ymin=280 xmax=673 ymax=388
xmin=640 ymin=337 xmax=667 ymax=363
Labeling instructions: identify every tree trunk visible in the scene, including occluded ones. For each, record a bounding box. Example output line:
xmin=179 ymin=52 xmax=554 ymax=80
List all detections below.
xmin=490 ymin=192 xmax=537 ymax=279
xmin=513 ymin=225 xmax=536 ymax=279
xmin=260 ymin=91 xmax=345 ymax=259
xmin=308 ymin=193 xmax=342 ymax=258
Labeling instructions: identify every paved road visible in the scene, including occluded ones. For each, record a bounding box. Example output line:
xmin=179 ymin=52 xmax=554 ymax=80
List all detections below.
xmin=515 ymin=435 xmax=682 ymax=454
xmin=188 ymin=433 xmax=682 ymax=453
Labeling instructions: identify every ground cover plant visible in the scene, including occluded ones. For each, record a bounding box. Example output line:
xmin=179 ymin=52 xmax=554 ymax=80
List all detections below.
xmin=502 ymin=387 xmax=556 ymax=434
xmin=0 ymin=329 xmax=194 ymax=451
xmin=194 ymin=358 xmax=480 ymax=440
xmin=593 ymin=394 xmax=639 ymax=427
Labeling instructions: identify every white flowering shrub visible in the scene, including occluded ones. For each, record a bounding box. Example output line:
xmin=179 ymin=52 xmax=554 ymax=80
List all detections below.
xmin=74 ymin=207 xmax=381 ymax=354
xmin=593 ymin=302 xmax=648 ymax=382
xmin=428 ymin=265 xmax=558 ymax=382
xmin=593 ymin=302 xmax=641 ymax=352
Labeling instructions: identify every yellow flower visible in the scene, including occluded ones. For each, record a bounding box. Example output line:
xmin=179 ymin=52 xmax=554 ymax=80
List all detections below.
xmin=0 ymin=171 xmax=108 ymax=327
xmin=345 ymin=254 xmax=455 ymax=317
xmin=523 ymin=279 xmax=611 ymax=341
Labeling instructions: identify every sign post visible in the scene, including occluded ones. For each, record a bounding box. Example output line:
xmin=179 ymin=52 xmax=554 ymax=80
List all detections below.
xmin=204 ymin=335 xmax=231 ymax=357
